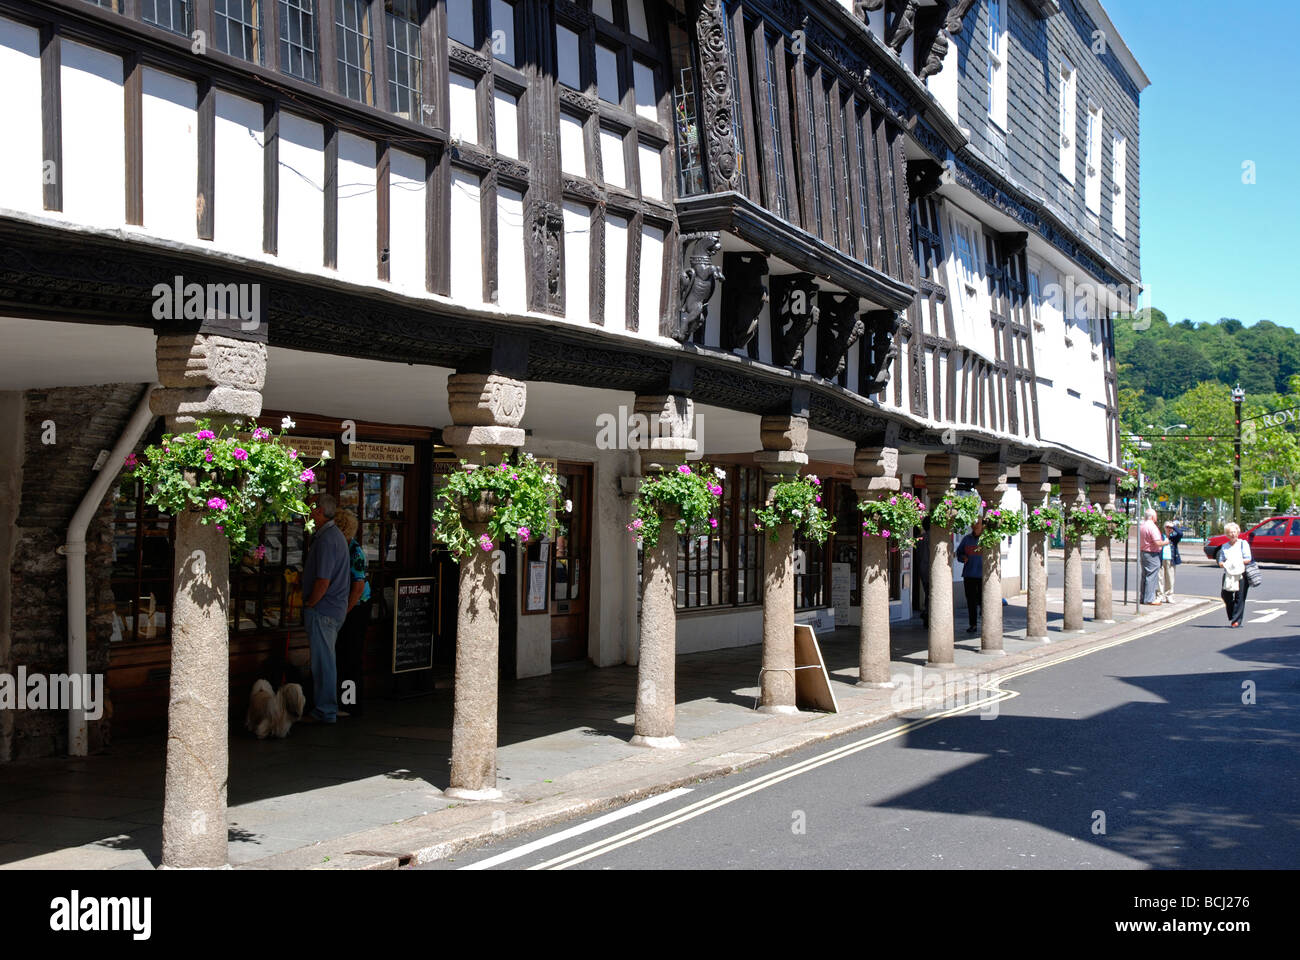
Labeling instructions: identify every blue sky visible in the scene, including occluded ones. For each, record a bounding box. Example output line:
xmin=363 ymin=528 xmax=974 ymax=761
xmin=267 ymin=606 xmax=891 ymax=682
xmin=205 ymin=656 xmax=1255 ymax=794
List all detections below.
xmin=1104 ymin=0 xmax=1300 ymax=331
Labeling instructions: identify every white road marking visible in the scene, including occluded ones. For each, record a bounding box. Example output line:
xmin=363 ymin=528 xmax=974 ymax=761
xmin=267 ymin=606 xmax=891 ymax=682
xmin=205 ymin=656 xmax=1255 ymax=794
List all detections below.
xmin=532 ymin=604 xmax=1219 ymax=870
xmin=458 ymin=787 xmax=694 ymax=870
xmin=1248 ymin=609 xmax=1286 ymax=624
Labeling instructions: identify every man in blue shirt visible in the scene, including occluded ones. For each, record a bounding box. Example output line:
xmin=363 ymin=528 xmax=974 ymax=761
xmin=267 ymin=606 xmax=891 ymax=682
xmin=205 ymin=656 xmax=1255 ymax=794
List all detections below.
xmin=957 ymin=520 xmax=984 ymax=635
xmin=301 ymin=493 xmax=350 ymax=723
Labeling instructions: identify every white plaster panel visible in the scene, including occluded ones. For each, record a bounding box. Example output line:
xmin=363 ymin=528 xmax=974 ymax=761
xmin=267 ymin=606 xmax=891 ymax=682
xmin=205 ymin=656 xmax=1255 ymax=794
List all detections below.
xmin=493 ymin=88 xmax=518 ymax=159
xmin=213 ymin=90 xmax=265 ymax=256
xmin=60 ymin=40 xmax=124 ymax=228
xmin=448 ymin=71 xmax=478 ymax=144
xmin=637 ymin=142 xmax=662 ymax=200
xmin=277 ymin=112 xmax=325 ymax=271
xmin=604 ymin=213 xmax=628 ymax=328
xmin=600 ymin=127 xmax=625 ymax=188
xmin=0 ymin=17 xmax=43 ymax=214
xmin=497 ymin=185 xmax=526 ymax=313
xmin=449 ymin=167 xmax=483 ymax=303
xmin=637 ymin=223 xmax=664 ymax=334
xmin=632 ymin=60 xmax=657 ymax=121
xmin=336 ymin=131 xmax=377 ymax=281
xmin=559 ymin=112 xmax=586 ymax=177
xmin=388 ymin=148 xmax=426 ymax=293
xmin=562 ymin=200 xmax=591 ymax=324
xmin=141 ymin=67 xmax=197 ymax=241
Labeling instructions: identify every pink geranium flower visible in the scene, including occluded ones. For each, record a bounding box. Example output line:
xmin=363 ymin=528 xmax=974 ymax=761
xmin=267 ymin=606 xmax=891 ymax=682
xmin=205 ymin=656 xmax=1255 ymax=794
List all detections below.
xmin=233 ymin=448 xmax=248 ymax=461
xmin=299 ymin=468 xmax=315 ymax=484
xmin=518 ymin=526 xmax=531 ymax=543
xmin=207 ymin=497 xmax=227 ymax=511
xmin=677 ymin=465 xmax=692 ymax=474
xmin=196 ymin=429 xmax=215 ymax=440
xmin=123 ymin=453 xmax=138 ymax=469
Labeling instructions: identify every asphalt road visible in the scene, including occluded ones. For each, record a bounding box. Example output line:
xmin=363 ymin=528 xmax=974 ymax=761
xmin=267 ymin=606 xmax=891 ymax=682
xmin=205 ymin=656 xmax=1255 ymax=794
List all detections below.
xmin=425 ymin=560 xmax=1299 ymax=870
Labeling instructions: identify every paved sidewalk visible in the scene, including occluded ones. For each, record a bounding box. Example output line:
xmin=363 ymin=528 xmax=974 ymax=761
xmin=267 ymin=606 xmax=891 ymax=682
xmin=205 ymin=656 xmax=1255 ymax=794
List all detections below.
xmin=0 ymin=589 xmax=1218 ymax=869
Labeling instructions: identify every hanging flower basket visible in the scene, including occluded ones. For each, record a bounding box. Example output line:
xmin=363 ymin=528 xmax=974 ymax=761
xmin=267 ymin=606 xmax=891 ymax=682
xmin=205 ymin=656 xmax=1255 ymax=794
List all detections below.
xmin=431 ymin=452 xmax=560 ymax=559
xmin=128 ymin=417 xmax=322 ymax=557
xmin=929 ymin=493 xmax=982 ymax=532
xmin=1105 ymin=511 xmax=1132 ymax=541
xmin=1064 ymin=502 xmax=1111 ymax=542
xmin=753 ymin=473 xmax=833 ymax=544
xmin=977 ymin=503 xmax=1023 ymax=549
xmin=858 ymin=490 xmax=927 ymax=548
xmin=627 ymin=463 xmax=722 ymax=549
xmin=1025 ymin=503 xmax=1063 ymax=534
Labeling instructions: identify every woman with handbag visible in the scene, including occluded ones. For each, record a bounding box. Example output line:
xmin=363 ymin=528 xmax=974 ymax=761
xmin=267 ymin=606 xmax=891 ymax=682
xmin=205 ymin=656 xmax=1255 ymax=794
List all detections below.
xmin=1217 ymin=522 xmax=1255 ymax=627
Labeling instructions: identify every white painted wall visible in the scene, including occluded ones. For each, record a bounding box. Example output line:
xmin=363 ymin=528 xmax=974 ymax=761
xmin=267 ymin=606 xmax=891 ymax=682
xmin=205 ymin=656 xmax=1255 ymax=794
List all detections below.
xmin=449 ymin=167 xmax=483 ymax=302
xmin=388 ymin=148 xmax=426 ymax=293
xmin=277 ymin=113 xmax=325 ymax=271
xmin=600 ymin=127 xmax=625 ymax=189
xmin=562 ymin=200 xmax=591 ymax=323
xmin=213 ymin=90 xmax=265 ymax=256
xmin=559 ymin=113 xmax=586 ymax=178
xmin=448 ymin=72 xmax=478 ymax=144
xmin=336 ymin=131 xmax=377 ymax=282
xmin=60 ymin=40 xmax=124 ymax=228
xmin=493 ymin=89 xmax=518 ymax=159
xmin=0 ymin=17 xmax=43 ymax=214
xmin=497 ymin=185 xmax=526 ymax=313
xmin=141 ymin=68 xmax=197 ymax=241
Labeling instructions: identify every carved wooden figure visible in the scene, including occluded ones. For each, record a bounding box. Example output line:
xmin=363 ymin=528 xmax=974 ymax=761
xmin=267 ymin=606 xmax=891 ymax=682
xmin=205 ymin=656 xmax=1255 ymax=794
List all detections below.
xmin=676 ymin=233 xmax=724 ymax=344
xmin=816 ymin=293 xmax=866 ymax=381
xmin=770 ymin=274 xmax=819 ymax=368
xmin=720 ymin=252 xmax=769 ymax=355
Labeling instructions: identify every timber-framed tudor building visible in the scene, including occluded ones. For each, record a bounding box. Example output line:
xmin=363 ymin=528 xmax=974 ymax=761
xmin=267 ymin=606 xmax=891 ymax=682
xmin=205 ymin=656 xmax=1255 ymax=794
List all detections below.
xmin=0 ymin=0 xmax=1147 ymax=861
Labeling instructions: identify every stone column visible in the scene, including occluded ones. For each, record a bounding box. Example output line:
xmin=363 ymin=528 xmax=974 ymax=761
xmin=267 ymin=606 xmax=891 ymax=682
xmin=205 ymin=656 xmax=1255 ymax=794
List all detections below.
xmin=924 ymin=453 xmax=957 ymax=668
xmin=442 ymin=373 xmax=526 ymax=799
xmin=1017 ymin=463 xmax=1052 ymax=642
xmin=630 ymin=393 xmax=697 ymax=748
xmin=1090 ymin=479 xmax=1117 ymax=623
xmin=755 ymin=415 xmax=808 ymax=713
xmin=853 ymin=446 xmax=900 ymax=687
xmin=153 ymin=332 xmax=265 ymax=869
xmin=1059 ymin=472 xmax=1086 ymax=633
xmin=977 ymin=460 xmax=1008 ymax=656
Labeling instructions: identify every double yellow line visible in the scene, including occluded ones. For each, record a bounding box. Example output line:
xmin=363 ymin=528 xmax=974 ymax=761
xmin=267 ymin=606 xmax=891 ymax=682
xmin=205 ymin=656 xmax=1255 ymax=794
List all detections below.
xmin=529 ymin=603 xmax=1217 ymax=870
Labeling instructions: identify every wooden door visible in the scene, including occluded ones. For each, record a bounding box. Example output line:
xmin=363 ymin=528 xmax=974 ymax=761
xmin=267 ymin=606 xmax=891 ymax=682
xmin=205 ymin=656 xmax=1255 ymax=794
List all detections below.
xmin=550 ymin=463 xmax=592 ymax=663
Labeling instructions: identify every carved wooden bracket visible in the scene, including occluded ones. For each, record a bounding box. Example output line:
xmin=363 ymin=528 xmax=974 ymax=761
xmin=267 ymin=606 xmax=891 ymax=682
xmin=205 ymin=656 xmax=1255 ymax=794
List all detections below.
xmin=816 ymin=293 xmax=866 ymax=381
xmin=770 ymin=273 xmax=819 ymax=368
xmin=720 ymin=252 xmax=768 ymax=355
xmin=860 ymin=308 xmax=902 ymax=396
xmin=675 ymin=232 xmax=723 ymax=344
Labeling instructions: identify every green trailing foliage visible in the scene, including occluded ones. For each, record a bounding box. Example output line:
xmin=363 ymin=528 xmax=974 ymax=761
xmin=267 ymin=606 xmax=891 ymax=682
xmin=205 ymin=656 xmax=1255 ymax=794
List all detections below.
xmin=128 ymin=417 xmax=321 ymax=558
xmin=753 ymin=474 xmax=834 ymax=544
xmin=1064 ymin=501 xmax=1111 ymax=542
xmin=627 ymin=462 xmax=723 ymax=549
xmin=858 ymin=490 xmax=927 ymax=549
xmin=430 ymin=451 xmax=561 ymax=559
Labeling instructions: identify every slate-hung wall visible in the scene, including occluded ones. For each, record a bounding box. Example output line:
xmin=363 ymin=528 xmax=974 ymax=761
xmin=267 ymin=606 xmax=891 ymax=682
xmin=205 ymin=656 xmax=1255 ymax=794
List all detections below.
xmin=953 ymin=0 xmax=1140 ymax=282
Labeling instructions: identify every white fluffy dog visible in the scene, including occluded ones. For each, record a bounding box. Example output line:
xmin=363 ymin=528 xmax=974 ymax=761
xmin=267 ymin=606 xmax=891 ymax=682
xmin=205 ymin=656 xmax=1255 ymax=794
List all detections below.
xmin=245 ymin=679 xmax=306 ymax=739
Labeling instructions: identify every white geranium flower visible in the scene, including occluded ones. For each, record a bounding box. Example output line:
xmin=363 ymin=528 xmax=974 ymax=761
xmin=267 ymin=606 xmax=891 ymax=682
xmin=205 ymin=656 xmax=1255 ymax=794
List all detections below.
xmin=792 ymin=508 xmax=802 ymax=517
xmin=319 ymin=449 xmax=331 ymax=460
xmin=714 ymin=467 xmax=727 ymax=481
xmin=281 ymin=416 xmax=296 ymax=430
xmin=564 ymin=499 xmax=573 ymax=513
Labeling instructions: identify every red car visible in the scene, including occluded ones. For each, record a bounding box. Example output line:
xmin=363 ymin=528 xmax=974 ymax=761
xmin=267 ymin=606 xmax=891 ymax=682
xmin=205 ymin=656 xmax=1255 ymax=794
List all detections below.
xmin=1203 ymin=516 xmax=1300 ymax=563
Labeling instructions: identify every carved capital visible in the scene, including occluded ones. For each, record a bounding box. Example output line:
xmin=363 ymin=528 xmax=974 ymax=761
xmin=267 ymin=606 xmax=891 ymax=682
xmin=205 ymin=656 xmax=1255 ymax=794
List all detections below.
xmin=855 ymin=446 xmax=899 ymax=479
xmin=634 ymin=393 xmax=696 ymax=452
xmin=759 ymin=415 xmax=809 ymax=454
xmin=152 ymin=333 xmax=266 ymax=427
xmin=447 ymin=373 xmax=527 ymax=428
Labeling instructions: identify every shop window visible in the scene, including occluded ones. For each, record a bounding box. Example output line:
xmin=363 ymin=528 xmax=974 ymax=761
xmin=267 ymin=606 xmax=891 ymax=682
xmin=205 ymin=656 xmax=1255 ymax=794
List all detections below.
xmin=111 ymin=476 xmax=175 ymax=644
xmin=672 ymin=465 xmax=761 ymax=610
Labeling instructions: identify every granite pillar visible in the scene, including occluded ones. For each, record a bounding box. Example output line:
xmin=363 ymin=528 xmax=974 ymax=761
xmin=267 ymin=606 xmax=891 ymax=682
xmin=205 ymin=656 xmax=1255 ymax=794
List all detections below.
xmin=853 ymin=446 xmax=900 ymax=686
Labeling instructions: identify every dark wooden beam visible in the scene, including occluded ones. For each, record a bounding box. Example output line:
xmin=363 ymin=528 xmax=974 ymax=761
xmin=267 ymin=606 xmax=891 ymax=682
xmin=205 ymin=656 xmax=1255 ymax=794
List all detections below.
xmin=376 ymin=141 xmax=391 ymax=281
xmin=262 ymin=100 xmax=279 ymax=255
xmin=124 ymin=52 xmax=143 ymax=226
xmin=39 ymin=25 xmax=61 ymax=212
xmin=323 ymin=121 xmax=338 ymax=269
xmin=196 ymin=78 xmax=216 ymax=240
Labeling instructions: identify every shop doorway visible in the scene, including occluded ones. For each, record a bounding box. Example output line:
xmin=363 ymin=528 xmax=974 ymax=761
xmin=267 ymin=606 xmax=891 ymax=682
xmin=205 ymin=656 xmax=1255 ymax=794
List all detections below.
xmin=550 ymin=462 xmax=592 ymax=663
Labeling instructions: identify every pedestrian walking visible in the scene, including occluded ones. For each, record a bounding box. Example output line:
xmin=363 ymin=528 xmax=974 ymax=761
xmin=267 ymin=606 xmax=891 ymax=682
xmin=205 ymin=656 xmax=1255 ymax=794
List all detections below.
xmin=1217 ymin=522 xmax=1252 ymax=627
xmin=1138 ymin=508 xmax=1167 ymax=605
xmin=334 ymin=508 xmax=371 ymax=718
xmin=957 ymin=519 xmax=983 ymax=634
xmin=301 ymin=493 xmax=351 ymax=723
xmin=1157 ymin=518 xmax=1182 ymax=603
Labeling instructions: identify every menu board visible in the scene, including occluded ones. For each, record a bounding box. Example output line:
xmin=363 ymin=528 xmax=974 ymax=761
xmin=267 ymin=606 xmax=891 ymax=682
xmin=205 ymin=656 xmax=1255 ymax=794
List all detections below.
xmin=392 ymin=577 xmax=436 ymax=673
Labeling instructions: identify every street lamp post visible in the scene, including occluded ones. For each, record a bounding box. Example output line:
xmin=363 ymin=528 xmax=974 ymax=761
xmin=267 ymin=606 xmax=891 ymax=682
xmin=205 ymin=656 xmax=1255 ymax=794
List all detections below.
xmin=1232 ymin=385 xmax=1245 ymax=528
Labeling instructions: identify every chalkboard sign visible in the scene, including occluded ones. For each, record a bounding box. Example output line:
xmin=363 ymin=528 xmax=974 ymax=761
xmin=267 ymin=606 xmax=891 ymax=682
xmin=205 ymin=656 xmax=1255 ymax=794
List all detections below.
xmin=392 ymin=577 xmax=436 ymax=673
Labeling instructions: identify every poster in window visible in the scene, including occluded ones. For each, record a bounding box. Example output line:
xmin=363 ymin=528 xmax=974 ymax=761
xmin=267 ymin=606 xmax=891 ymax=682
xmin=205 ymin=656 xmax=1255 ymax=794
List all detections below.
xmin=832 ymin=562 xmax=852 ymax=625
